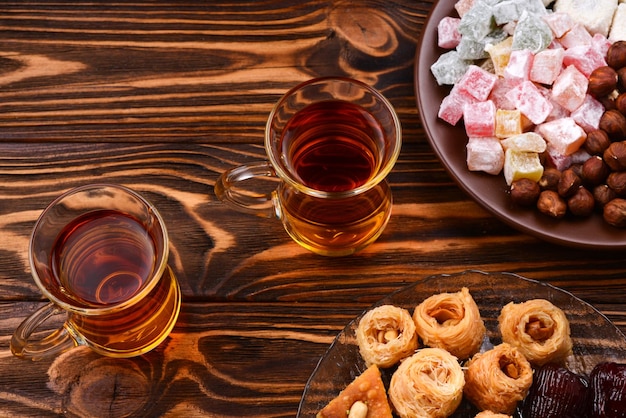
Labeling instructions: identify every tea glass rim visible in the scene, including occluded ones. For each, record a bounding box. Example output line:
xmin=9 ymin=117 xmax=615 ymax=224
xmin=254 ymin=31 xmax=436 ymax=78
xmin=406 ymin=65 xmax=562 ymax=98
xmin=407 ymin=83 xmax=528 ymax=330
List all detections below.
xmin=264 ymin=76 xmax=402 ymax=199
xmin=28 ymin=183 xmax=170 ymax=316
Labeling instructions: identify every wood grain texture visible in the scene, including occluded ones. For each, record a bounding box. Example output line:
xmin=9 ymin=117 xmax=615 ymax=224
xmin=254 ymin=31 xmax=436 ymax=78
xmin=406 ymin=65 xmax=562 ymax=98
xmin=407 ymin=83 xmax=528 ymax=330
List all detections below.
xmin=1 ymin=1 xmax=626 ymax=417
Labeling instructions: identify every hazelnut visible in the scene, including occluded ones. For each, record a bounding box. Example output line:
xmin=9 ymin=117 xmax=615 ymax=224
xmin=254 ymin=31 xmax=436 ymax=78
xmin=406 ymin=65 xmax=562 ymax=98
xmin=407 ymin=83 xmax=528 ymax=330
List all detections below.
xmin=537 ymin=190 xmax=568 ymax=219
xmin=557 ymin=168 xmax=582 ymax=198
xmin=584 ymin=129 xmax=611 ymax=155
xmin=603 ymin=141 xmax=626 ymax=171
xmin=618 ymin=67 xmax=626 ymax=92
xmin=616 ymin=92 xmax=626 ymax=115
xmin=607 ymin=40 xmax=626 ymax=70
xmin=567 ymin=187 xmax=595 ymax=217
xmin=581 ymin=155 xmax=609 ymax=186
xmin=593 ymin=184 xmax=617 ymax=208
xmin=599 ymin=109 xmax=626 ymax=140
xmin=603 ymin=198 xmax=626 ymax=227
xmin=538 ymin=168 xmax=561 ymax=191
xmin=607 ymin=171 xmax=626 ymax=195
xmin=588 ymin=66 xmax=618 ymax=97
xmin=510 ymin=178 xmax=541 ymax=206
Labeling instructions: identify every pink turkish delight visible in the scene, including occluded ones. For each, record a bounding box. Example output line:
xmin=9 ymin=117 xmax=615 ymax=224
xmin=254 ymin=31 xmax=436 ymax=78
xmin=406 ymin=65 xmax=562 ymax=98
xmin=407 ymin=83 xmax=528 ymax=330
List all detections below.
xmin=457 ymin=65 xmax=498 ymax=101
xmin=504 ymin=49 xmax=534 ymax=82
xmin=563 ymin=44 xmax=607 ymax=77
xmin=559 ymin=23 xmax=593 ymax=49
xmin=542 ymin=12 xmax=574 ymax=38
xmin=551 ymin=65 xmax=588 ymax=112
xmin=506 ymin=80 xmax=553 ymax=125
xmin=530 ymin=48 xmax=564 ymax=85
xmin=466 ymin=136 xmax=504 ymax=175
xmin=463 ymin=100 xmax=496 ymax=137
xmin=536 ymin=117 xmax=587 ymax=156
xmin=488 ymin=77 xmax=521 ymax=110
xmin=438 ymin=17 xmax=462 ymax=49
xmin=571 ymin=94 xmax=604 ymax=132
xmin=438 ymin=85 xmax=477 ymax=125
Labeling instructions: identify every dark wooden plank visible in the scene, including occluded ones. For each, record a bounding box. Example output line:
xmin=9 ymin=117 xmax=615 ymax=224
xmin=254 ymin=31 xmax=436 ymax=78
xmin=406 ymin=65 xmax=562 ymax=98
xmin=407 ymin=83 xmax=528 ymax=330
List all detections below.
xmin=0 ymin=0 xmax=432 ymax=143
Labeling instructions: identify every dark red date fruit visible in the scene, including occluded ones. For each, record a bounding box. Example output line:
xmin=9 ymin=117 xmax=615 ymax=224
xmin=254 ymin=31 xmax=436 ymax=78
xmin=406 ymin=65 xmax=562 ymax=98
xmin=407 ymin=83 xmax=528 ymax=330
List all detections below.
xmin=522 ymin=363 xmax=589 ymax=418
xmin=590 ymin=362 xmax=626 ymax=418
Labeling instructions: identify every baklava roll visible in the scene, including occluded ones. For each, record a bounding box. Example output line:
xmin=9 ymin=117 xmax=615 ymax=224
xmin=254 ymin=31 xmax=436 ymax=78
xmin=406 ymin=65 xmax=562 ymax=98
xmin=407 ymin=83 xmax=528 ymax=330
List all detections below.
xmin=464 ymin=343 xmax=533 ymax=415
xmin=498 ymin=298 xmax=572 ymax=366
xmin=412 ymin=287 xmax=486 ymax=359
xmin=356 ymin=305 xmax=418 ymax=368
xmin=388 ymin=348 xmax=464 ymax=418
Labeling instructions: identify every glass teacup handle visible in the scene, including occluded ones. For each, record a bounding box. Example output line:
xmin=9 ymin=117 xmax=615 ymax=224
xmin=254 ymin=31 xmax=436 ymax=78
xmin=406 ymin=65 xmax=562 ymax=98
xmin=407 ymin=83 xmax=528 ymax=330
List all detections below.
xmin=11 ymin=302 xmax=78 ymax=361
xmin=214 ymin=161 xmax=279 ymax=218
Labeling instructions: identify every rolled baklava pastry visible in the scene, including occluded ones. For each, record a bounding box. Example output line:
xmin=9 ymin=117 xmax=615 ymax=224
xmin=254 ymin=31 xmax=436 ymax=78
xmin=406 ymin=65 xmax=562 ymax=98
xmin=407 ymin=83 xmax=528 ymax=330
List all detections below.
xmin=412 ymin=287 xmax=486 ymax=359
xmin=356 ymin=304 xmax=418 ymax=368
xmin=388 ymin=347 xmax=464 ymax=418
xmin=464 ymin=343 xmax=533 ymax=415
xmin=498 ymin=298 xmax=572 ymax=366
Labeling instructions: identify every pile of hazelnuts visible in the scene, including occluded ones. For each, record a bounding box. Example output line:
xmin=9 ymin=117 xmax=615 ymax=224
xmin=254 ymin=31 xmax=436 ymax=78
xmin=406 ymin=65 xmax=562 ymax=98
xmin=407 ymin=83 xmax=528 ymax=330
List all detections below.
xmin=510 ymin=40 xmax=626 ymax=227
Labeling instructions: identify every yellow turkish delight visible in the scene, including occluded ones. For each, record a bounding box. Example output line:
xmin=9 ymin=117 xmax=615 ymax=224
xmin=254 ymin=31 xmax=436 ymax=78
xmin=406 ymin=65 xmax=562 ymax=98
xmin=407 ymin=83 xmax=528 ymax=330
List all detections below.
xmin=503 ymin=149 xmax=544 ymax=185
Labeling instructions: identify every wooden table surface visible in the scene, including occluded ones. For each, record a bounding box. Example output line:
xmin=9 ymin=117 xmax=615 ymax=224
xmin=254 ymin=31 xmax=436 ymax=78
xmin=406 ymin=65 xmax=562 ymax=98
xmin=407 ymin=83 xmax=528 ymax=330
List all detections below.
xmin=1 ymin=1 xmax=626 ymax=417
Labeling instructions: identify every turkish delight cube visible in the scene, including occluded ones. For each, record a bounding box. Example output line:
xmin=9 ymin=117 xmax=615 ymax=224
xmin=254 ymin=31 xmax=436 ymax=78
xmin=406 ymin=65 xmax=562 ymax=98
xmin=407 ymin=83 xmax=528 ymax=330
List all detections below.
xmin=431 ymin=50 xmax=472 ymax=85
xmin=464 ymin=100 xmax=496 ymax=137
xmin=551 ymin=64 xmax=588 ymax=112
xmin=609 ymin=3 xmax=626 ymax=42
xmin=570 ymin=94 xmax=603 ymax=132
xmin=495 ymin=109 xmax=523 ymax=138
xmin=457 ymin=65 xmax=498 ymax=101
xmin=511 ymin=10 xmax=553 ymax=53
xmin=553 ymin=0 xmax=617 ymax=37
xmin=562 ymin=43 xmax=607 ymax=77
xmin=504 ymin=49 xmax=534 ymax=81
xmin=438 ymin=17 xmax=462 ymax=49
xmin=458 ymin=0 xmax=496 ymax=41
xmin=506 ymin=80 xmax=553 ymax=125
xmin=592 ymin=33 xmax=612 ymax=58
xmin=455 ymin=0 xmax=476 ymax=18
xmin=559 ymin=23 xmax=593 ymax=49
xmin=466 ymin=136 xmax=504 ymax=175
xmin=542 ymin=11 xmax=575 ymax=38
xmin=438 ymin=85 xmax=477 ymax=125
xmin=503 ymin=149 xmax=544 ymax=185
xmin=535 ymin=117 xmax=587 ymax=155
xmin=485 ymin=36 xmax=514 ymax=77
xmin=530 ymin=47 xmax=564 ymax=85
xmin=457 ymin=29 xmax=508 ymax=60
xmin=492 ymin=0 xmax=547 ymax=26
xmin=488 ymin=76 xmax=521 ymax=110
xmin=501 ymin=132 xmax=547 ymax=152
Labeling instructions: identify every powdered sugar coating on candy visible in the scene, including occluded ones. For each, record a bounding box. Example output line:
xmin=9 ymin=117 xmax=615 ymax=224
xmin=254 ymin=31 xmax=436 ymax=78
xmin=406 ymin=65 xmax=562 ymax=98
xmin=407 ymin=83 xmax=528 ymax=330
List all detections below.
xmin=431 ymin=0 xmax=615 ymax=184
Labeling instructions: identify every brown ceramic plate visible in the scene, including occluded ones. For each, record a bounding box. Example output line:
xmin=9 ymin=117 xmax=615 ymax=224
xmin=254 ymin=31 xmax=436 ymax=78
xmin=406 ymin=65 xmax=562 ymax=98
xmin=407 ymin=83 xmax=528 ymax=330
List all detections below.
xmin=415 ymin=1 xmax=626 ymax=249
xmin=296 ymin=270 xmax=626 ymax=417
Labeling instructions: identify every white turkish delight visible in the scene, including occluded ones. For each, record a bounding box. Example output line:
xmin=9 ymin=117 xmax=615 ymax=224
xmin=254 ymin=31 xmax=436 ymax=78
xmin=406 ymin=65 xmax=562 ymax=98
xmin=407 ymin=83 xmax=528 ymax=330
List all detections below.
xmin=609 ymin=3 xmax=626 ymax=42
xmin=554 ymin=0 xmax=617 ymax=37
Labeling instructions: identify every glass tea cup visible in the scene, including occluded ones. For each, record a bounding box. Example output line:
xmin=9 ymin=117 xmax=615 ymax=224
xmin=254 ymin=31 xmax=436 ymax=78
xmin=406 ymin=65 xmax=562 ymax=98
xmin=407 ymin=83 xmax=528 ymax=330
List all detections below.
xmin=214 ymin=77 xmax=402 ymax=256
xmin=11 ymin=184 xmax=181 ymax=361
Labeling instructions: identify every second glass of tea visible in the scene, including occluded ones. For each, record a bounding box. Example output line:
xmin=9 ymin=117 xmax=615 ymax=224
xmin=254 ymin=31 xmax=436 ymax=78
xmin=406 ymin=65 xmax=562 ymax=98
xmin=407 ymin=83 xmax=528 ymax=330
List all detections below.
xmin=215 ymin=77 xmax=402 ymax=256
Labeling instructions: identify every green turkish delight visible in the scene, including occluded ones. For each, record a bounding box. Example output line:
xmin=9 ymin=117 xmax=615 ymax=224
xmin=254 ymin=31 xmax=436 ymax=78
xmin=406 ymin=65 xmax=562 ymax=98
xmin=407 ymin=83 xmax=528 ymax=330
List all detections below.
xmin=511 ymin=10 xmax=553 ymax=53
xmin=492 ymin=0 xmax=547 ymax=25
xmin=430 ymin=50 xmax=472 ymax=85
xmin=458 ymin=0 xmax=496 ymax=41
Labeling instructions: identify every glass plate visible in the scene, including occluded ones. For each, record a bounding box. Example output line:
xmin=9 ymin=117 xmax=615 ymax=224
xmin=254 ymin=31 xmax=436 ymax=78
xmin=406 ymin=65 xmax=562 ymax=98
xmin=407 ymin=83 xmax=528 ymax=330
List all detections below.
xmin=413 ymin=1 xmax=626 ymax=249
xmin=297 ymin=270 xmax=626 ymax=417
